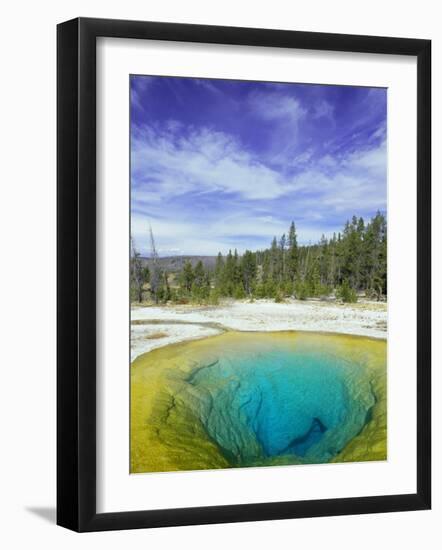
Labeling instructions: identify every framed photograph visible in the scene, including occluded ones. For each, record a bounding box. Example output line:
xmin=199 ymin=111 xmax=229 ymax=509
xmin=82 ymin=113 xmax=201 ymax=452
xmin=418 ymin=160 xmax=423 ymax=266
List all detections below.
xmin=57 ymin=17 xmax=431 ymax=532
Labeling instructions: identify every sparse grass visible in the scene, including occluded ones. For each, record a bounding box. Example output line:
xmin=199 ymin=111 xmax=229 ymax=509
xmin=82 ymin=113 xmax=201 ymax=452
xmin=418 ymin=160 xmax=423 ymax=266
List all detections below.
xmin=313 ymin=300 xmax=387 ymax=312
xmin=143 ymin=332 xmax=168 ymax=340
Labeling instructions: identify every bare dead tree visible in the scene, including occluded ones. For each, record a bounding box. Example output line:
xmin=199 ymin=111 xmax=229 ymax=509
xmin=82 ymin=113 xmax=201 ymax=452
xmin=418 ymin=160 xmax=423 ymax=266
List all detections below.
xmin=130 ymin=236 xmax=144 ymax=303
xmin=149 ymin=225 xmax=162 ymax=304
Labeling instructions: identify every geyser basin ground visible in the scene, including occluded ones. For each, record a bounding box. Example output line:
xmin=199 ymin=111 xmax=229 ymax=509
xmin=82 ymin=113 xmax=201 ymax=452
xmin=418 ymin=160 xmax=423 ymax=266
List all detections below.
xmin=131 ymin=332 xmax=386 ymax=473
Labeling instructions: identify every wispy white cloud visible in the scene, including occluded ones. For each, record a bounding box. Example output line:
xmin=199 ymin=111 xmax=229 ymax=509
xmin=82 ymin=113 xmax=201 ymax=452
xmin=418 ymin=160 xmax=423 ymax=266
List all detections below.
xmin=129 ymin=76 xmax=386 ymax=256
xmin=248 ymin=90 xmax=307 ymax=124
xmin=131 ymin=76 xmax=155 ymax=111
xmin=313 ymin=99 xmax=334 ymax=120
xmin=131 ymin=121 xmax=386 ymax=255
xmin=132 ymin=126 xmax=292 ymax=201
xmin=133 ymin=102 xmax=387 ymax=254
xmin=193 ymin=78 xmax=224 ymax=95
xmin=343 ymin=139 xmax=387 ymax=178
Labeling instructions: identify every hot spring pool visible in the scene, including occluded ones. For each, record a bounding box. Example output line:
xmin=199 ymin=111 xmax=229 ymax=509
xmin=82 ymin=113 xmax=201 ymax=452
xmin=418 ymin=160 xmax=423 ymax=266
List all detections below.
xmin=130 ymin=331 xmax=387 ymax=473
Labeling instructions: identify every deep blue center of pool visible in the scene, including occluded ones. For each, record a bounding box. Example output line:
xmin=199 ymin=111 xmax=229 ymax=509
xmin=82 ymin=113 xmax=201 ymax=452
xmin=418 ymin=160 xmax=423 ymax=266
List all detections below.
xmin=188 ymin=348 xmax=372 ymax=465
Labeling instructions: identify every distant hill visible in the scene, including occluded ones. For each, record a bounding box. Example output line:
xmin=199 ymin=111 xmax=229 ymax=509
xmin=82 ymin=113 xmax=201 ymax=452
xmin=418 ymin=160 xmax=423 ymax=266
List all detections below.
xmin=140 ymin=255 xmax=217 ymax=273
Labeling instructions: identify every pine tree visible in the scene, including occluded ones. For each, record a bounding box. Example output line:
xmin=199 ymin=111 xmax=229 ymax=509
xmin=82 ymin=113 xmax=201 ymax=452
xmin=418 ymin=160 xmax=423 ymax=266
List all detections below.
xmin=279 ymin=233 xmax=287 ymax=281
xmin=223 ymin=250 xmax=235 ymax=296
xmin=192 ymin=260 xmax=210 ymax=302
xmin=163 ymin=271 xmax=171 ymax=302
xmin=241 ymin=250 xmax=257 ymax=295
xmin=287 ymin=221 xmax=298 ymax=283
xmin=215 ymin=252 xmax=224 ymax=288
xmin=193 ymin=260 xmax=205 ymax=287
xmin=261 ymin=251 xmax=271 ymax=283
xmin=181 ymin=260 xmax=194 ymax=293
xmin=233 ymin=249 xmax=243 ymax=287
xmin=318 ymin=234 xmax=330 ymax=286
xmin=306 ymin=254 xmax=321 ymax=296
xmin=172 ymin=212 xmax=386 ymax=304
xmin=270 ymin=236 xmax=281 ymax=284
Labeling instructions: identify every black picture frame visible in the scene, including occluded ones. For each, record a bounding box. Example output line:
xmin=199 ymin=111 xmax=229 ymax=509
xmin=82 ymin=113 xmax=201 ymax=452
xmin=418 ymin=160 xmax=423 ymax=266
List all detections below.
xmin=57 ymin=17 xmax=431 ymax=532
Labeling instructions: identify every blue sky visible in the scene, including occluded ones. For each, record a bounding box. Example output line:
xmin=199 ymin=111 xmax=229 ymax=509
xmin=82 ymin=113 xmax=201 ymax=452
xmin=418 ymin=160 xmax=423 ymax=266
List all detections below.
xmin=131 ymin=75 xmax=386 ymax=256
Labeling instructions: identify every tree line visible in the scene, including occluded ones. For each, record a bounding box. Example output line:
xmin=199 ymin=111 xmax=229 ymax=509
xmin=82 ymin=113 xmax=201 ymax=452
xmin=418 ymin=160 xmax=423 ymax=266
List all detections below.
xmin=131 ymin=212 xmax=387 ymax=305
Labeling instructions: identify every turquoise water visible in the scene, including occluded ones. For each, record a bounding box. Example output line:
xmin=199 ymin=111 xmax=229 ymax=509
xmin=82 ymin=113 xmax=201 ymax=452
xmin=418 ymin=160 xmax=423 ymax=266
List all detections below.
xmin=187 ymin=347 xmax=375 ymax=465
